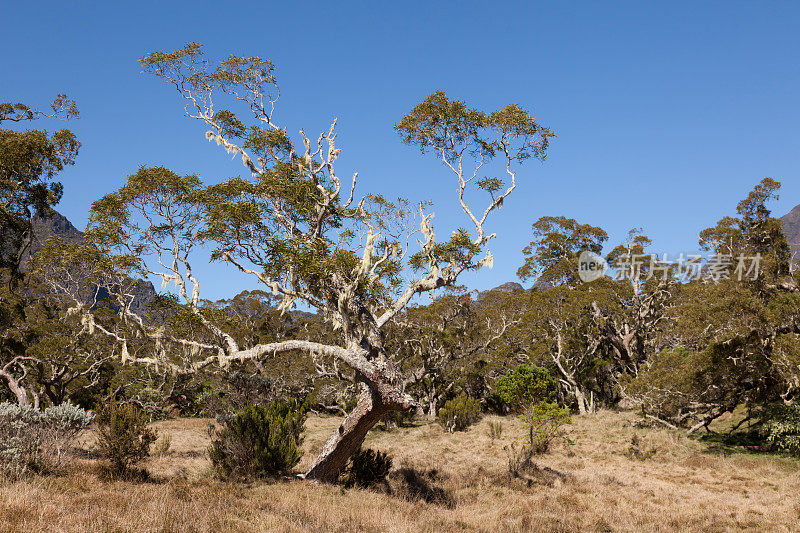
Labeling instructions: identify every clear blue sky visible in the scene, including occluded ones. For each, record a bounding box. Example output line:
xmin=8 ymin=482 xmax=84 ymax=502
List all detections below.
xmin=3 ymin=1 xmax=799 ymax=300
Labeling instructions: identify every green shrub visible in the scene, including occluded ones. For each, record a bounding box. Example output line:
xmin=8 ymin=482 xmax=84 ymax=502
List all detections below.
xmin=489 ymin=420 xmax=503 ymax=440
xmin=342 ymin=447 xmax=392 ymax=488
xmin=209 ymin=400 xmax=305 ymax=481
xmin=761 ymin=403 xmax=800 ymax=456
xmin=96 ymin=402 xmax=157 ymax=478
xmin=520 ymin=401 xmax=571 ymax=454
xmin=438 ymin=393 xmax=481 ymax=432
xmin=0 ymin=401 xmax=93 ymax=479
xmin=381 ymin=409 xmax=415 ymax=431
xmin=495 ymin=364 xmax=557 ymax=412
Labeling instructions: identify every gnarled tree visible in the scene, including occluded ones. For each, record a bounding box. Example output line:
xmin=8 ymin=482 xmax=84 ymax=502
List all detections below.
xmin=41 ymin=44 xmax=554 ymax=481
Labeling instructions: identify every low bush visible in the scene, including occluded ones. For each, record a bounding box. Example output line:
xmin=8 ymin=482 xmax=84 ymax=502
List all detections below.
xmin=494 ymin=364 xmax=557 ymax=413
xmin=489 ymin=419 xmax=503 ymax=440
xmin=96 ymin=401 xmax=157 ymax=478
xmin=0 ymin=401 xmax=93 ymax=479
xmin=342 ymin=447 xmax=392 ymax=489
xmin=438 ymin=394 xmax=481 ymax=432
xmin=208 ymin=400 xmax=305 ymax=481
xmin=521 ymin=401 xmax=571 ymax=454
xmin=760 ymin=403 xmax=800 ymax=456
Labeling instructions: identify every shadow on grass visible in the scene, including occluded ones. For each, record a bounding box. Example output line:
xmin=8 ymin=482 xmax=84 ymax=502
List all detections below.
xmin=390 ymin=466 xmax=456 ymax=508
xmin=695 ymin=429 xmax=774 ymax=456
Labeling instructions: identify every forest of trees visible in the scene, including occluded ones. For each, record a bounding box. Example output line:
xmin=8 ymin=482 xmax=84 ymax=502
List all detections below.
xmin=3 ymin=43 xmax=800 ymax=484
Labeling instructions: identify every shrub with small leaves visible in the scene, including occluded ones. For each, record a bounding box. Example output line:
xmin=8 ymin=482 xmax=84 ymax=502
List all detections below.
xmin=209 ymin=400 xmax=306 ymax=481
xmin=0 ymin=403 xmax=42 ymax=479
xmin=760 ymin=403 xmax=800 ymax=456
xmin=495 ymin=364 xmax=557 ymax=413
xmin=342 ymin=447 xmax=392 ymax=488
xmin=43 ymin=402 xmax=96 ymax=433
xmin=0 ymin=401 xmax=93 ymax=479
xmin=438 ymin=393 xmax=481 ymax=432
xmin=96 ymin=402 xmax=157 ymax=478
xmin=520 ymin=401 xmax=571 ymax=454
xmin=489 ymin=420 xmax=503 ymax=440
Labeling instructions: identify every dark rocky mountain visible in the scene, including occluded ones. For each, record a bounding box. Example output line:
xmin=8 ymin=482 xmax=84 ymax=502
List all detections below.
xmin=529 ymin=277 xmax=554 ymax=292
xmin=21 ymin=211 xmax=156 ymax=315
xmin=780 ymin=204 xmax=800 ymax=260
xmin=476 ymin=281 xmax=525 ymax=301
xmin=31 ymin=210 xmax=84 ymax=248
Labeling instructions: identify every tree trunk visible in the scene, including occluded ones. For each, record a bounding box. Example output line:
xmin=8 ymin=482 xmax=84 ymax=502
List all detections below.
xmin=574 ymin=387 xmax=588 ymax=415
xmin=0 ymin=370 xmax=31 ymax=407
xmin=572 ymin=384 xmax=595 ymax=415
xmin=304 ymin=384 xmax=394 ymax=482
xmin=429 ymin=394 xmax=438 ymax=419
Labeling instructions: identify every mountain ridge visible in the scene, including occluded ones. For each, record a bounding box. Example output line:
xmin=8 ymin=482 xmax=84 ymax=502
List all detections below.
xmin=780 ymin=203 xmax=800 ymax=260
xmin=25 ymin=211 xmax=156 ymax=315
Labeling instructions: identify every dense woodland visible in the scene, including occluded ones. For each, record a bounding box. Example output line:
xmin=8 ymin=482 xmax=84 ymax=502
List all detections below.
xmin=3 ymin=44 xmax=800 ymax=487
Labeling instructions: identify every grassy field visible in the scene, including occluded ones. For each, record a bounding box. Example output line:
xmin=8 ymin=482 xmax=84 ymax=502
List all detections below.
xmin=0 ymin=410 xmax=798 ymax=532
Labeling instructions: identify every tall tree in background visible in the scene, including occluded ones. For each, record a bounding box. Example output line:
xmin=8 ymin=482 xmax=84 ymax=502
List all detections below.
xmin=0 ymin=96 xmax=79 ymax=281
xmin=0 ymin=95 xmax=79 ymax=406
xmin=517 ymin=216 xmax=607 ymax=287
xmin=42 ymin=44 xmax=554 ymax=481
xmin=598 ymin=228 xmax=676 ymax=377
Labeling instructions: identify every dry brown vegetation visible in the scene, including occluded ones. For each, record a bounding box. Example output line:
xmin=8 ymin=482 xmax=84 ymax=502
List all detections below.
xmin=1 ymin=410 xmax=798 ymax=532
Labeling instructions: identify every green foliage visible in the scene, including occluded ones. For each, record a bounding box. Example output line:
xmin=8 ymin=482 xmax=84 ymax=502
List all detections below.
xmin=760 ymin=403 xmax=800 ymax=456
xmin=495 ymin=364 xmax=557 ymax=412
xmin=209 ymin=400 xmax=306 ymax=481
xmin=477 ymin=177 xmax=504 ymax=194
xmin=520 ymin=401 xmax=571 ymax=455
xmin=342 ymin=447 xmax=393 ymax=489
xmin=699 ymin=177 xmax=791 ymax=285
xmin=0 ymin=401 xmax=93 ymax=479
xmin=438 ymin=393 xmax=481 ymax=432
xmin=488 ymin=420 xmax=503 ymax=440
xmin=0 ymin=95 xmax=79 ymax=281
xmin=96 ymin=402 xmax=157 ymax=477
xmin=517 ymin=216 xmax=608 ymax=285
xmin=394 ymin=90 xmax=554 ymax=165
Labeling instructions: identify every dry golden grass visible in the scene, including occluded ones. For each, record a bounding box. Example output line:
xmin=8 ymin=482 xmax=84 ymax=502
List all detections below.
xmin=2 ymin=410 xmax=799 ymax=532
